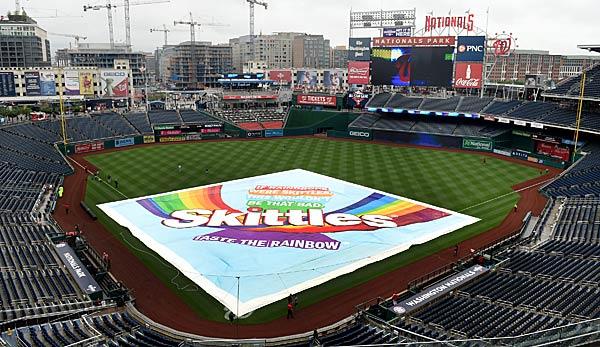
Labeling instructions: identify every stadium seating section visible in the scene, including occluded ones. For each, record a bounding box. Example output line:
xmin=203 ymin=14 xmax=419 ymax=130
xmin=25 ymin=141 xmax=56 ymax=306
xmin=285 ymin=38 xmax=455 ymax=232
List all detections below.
xmin=213 ymin=108 xmax=287 ymax=130
xmin=366 ymin=93 xmax=600 ymax=132
xmin=545 ymin=63 xmax=600 ymax=99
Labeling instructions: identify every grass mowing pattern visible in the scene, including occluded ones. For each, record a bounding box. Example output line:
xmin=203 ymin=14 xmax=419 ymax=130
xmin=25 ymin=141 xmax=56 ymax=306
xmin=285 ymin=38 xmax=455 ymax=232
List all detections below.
xmin=84 ymin=137 xmax=539 ymax=323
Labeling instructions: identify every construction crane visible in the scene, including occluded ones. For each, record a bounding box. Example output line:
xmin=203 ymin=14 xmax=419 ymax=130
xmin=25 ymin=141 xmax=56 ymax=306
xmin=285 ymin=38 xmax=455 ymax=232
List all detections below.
xmin=246 ymin=0 xmax=268 ymax=61
xmin=150 ymin=24 xmax=170 ymax=46
xmin=174 ymin=12 xmax=228 ymax=89
xmin=48 ymin=32 xmax=88 ymax=49
xmin=83 ymin=0 xmax=169 ymax=50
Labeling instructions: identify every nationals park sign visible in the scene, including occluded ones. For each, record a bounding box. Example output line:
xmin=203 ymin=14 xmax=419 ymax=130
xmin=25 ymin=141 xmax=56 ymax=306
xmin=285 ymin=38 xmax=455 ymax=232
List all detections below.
xmin=99 ymin=169 xmax=478 ymax=316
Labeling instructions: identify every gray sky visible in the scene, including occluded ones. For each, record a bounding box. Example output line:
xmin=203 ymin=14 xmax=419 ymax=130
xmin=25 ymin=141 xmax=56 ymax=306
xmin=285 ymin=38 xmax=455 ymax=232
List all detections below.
xmin=11 ymin=0 xmax=600 ymax=55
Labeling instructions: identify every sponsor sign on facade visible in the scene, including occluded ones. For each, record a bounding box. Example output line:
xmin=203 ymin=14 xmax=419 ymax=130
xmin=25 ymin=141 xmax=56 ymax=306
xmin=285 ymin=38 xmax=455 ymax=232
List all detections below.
xmin=267 ymin=70 xmax=292 ymax=84
xmin=347 ymin=61 xmax=370 ymax=85
xmin=99 ymin=69 xmax=129 ymax=97
xmin=296 ymin=94 xmax=337 ymax=107
xmin=99 ymin=169 xmax=478 ymax=316
xmin=24 ymin=71 xmax=41 ymax=96
xmin=0 ymin=72 xmax=16 ymax=97
xmin=456 ymin=36 xmax=486 ymax=62
xmin=39 ymin=71 xmax=56 ymax=96
xmin=454 ymin=63 xmax=483 ymax=89
xmin=348 ymin=130 xmax=372 ymax=139
xmin=143 ymin=135 xmax=156 ymax=143
xmin=392 ymin=265 xmax=487 ymax=315
xmin=79 ymin=72 xmax=95 ymax=95
xmin=373 ymin=36 xmax=456 ymax=47
xmin=246 ymin=131 xmax=263 ymax=138
xmin=348 ymin=50 xmax=371 ymax=61
xmin=75 ymin=142 xmax=104 ymax=154
xmin=64 ymin=70 xmax=80 ymax=95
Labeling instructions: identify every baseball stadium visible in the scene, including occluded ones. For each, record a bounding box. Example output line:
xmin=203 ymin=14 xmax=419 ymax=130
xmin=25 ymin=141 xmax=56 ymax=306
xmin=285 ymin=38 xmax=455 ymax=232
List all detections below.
xmin=0 ymin=3 xmax=599 ymax=347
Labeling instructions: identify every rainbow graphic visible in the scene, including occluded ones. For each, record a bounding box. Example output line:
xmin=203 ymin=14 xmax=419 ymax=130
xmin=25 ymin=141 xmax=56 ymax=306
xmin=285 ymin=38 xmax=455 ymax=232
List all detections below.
xmin=137 ymin=185 xmax=449 ymax=234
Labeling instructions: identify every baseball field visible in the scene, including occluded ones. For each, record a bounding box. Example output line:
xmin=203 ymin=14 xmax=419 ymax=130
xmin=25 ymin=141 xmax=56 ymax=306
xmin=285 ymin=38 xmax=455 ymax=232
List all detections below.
xmin=82 ymin=137 xmax=540 ymax=324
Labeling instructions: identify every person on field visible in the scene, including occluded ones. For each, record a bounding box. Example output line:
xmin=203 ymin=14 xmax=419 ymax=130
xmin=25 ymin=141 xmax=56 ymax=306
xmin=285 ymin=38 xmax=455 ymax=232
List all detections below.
xmin=287 ymin=302 xmax=294 ymax=319
xmin=514 ymin=204 xmax=518 ymax=212
xmin=114 ymin=180 xmax=119 ymax=189
xmin=454 ymin=244 xmax=459 ymax=257
xmin=392 ymin=292 xmax=400 ymax=306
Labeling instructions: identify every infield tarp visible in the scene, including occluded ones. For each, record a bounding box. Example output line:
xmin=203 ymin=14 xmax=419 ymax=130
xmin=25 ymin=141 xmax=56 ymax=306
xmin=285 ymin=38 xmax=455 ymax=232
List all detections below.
xmin=99 ymin=169 xmax=478 ymax=315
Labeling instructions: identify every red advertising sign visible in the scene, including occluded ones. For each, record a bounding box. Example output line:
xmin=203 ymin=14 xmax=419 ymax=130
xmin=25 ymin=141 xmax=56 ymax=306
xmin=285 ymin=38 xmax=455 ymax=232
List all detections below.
xmin=223 ymin=94 xmax=278 ymax=100
xmin=425 ymin=13 xmax=475 ymax=32
xmin=75 ymin=142 xmax=104 ymax=154
xmin=268 ymin=70 xmax=292 ymax=83
xmin=347 ymin=61 xmax=370 ymax=85
xmin=372 ymin=36 xmax=455 ymax=47
xmin=296 ymin=94 xmax=337 ymax=107
xmin=536 ymin=142 xmax=570 ymax=161
xmin=454 ymin=62 xmax=483 ymax=89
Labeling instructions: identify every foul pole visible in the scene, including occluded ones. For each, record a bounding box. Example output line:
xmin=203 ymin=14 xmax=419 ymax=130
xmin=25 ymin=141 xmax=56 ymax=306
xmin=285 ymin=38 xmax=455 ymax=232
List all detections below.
xmin=572 ymin=72 xmax=586 ymax=162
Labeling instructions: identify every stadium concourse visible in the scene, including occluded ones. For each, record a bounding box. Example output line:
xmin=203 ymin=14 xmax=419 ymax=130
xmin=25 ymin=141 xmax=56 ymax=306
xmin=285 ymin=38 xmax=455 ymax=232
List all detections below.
xmin=0 ymin=84 xmax=598 ymax=345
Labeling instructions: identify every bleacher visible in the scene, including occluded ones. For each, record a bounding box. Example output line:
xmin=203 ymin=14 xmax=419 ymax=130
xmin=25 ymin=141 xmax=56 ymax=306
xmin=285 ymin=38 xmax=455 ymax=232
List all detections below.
xmin=124 ymin=112 xmax=153 ymax=134
xmin=147 ymin=110 xmax=182 ymax=125
xmin=214 ymin=108 xmax=287 ymax=130
xmin=92 ymin=112 xmax=139 ymax=137
xmin=543 ymin=149 xmax=600 ymax=197
xmin=545 ymin=63 xmax=600 ymax=100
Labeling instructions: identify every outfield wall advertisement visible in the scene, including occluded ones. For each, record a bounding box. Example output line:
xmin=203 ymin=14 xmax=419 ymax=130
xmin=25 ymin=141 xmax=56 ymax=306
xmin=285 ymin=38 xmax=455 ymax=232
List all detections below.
xmin=462 ymin=138 xmax=493 ymax=151
xmin=297 ymin=94 xmax=337 ymax=107
xmin=75 ymin=142 xmax=104 ymax=154
xmin=99 ymin=169 xmax=478 ymax=315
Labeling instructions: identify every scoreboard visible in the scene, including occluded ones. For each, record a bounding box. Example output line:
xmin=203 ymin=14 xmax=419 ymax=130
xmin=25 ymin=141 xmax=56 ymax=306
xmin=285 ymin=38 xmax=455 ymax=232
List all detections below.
xmin=153 ymin=123 xmax=223 ymax=142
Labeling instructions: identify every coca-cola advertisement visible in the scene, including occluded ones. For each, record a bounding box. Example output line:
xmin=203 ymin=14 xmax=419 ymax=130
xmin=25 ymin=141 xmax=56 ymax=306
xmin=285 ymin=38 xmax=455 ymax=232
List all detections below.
xmin=348 ymin=61 xmax=370 ymax=85
xmin=454 ymin=62 xmax=483 ymax=89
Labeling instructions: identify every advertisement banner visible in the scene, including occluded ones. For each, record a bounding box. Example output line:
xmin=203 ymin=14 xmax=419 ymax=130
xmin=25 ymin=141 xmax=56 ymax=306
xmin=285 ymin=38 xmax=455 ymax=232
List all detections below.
xmin=462 ymin=138 xmax=493 ymax=151
xmin=348 ymin=50 xmax=371 ymax=61
xmin=99 ymin=169 xmax=478 ymax=316
xmin=75 ymin=142 xmax=104 ymax=154
xmin=323 ymin=70 xmax=343 ymax=89
xmin=348 ymin=129 xmax=372 ymax=139
xmin=348 ymin=61 xmax=370 ymax=85
xmin=532 ymin=134 xmax=561 ymax=144
xmin=454 ymin=62 xmax=483 ymax=89
xmin=55 ymin=243 xmax=103 ymax=299
xmin=64 ymin=70 xmax=80 ymax=95
xmin=24 ymin=71 xmax=41 ymax=96
xmin=456 ymin=36 xmax=486 ymax=62
xmin=115 ymin=137 xmax=135 ymax=148
xmin=347 ymin=91 xmax=370 ymax=109
xmin=297 ymin=94 xmax=337 ymax=107
xmin=143 ymin=135 xmax=156 ymax=143
xmin=39 ymin=71 xmax=56 ymax=96
xmin=383 ymin=27 xmax=412 ymax=37
xmin=536 ymin=142 xmax=570 ymax=161
xmin=349 ymin=37 xmax=371 ymax=50
xmin=223 ymin=94 xmax=277 ymax=100
xmin=392 ymin=265 xmax=487 ymax=315
xmin=264 ymin=129 xmax=284 ymax=137
xmin=372 ymin=36 xmax=456 ymax=47
xmin=79 ymin=72 xmax=94 ymax=95
xmin=513 ymin=120 xmax=527 ymax=126
xmin=159 ymin=135 xmax=186 ymax=142
xmin=246 ymin=130 xmax=263 ymax=138
xmin=268 ymin=70 xmax=292 ymax=84
xmin=100 ymin=69 xmax=129 ymax=97
xmin=296 ymin=70 xmax=317 ymax=87
xmin=0 ymin=72 xmax=16 ymax=97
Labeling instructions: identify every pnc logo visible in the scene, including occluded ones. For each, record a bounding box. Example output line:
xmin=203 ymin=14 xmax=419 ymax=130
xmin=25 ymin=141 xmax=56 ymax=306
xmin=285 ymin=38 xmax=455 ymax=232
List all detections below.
xmin=458 ymin=44 xmax=483 ymax=53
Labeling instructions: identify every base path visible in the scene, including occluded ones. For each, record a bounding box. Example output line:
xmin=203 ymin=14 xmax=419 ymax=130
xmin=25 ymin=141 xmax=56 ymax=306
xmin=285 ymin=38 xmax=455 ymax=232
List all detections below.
xmin=53 ymin=137 xmax=559 ymax=339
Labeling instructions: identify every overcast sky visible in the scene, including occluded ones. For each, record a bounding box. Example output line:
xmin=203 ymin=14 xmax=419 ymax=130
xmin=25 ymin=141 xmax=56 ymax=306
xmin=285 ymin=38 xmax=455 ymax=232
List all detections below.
xmin=10 ymin=0 xmax=599 ymax=55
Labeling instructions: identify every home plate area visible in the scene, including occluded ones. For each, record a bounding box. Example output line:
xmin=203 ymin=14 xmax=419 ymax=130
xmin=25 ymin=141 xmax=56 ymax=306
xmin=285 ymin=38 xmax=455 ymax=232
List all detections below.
xmin=98 ymin=169 xmax=478 ymax=316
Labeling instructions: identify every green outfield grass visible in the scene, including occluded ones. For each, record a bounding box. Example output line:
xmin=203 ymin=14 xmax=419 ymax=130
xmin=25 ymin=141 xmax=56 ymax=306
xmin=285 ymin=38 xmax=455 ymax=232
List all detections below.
xmin=83 ymin=137 xmax=539 ymax=323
